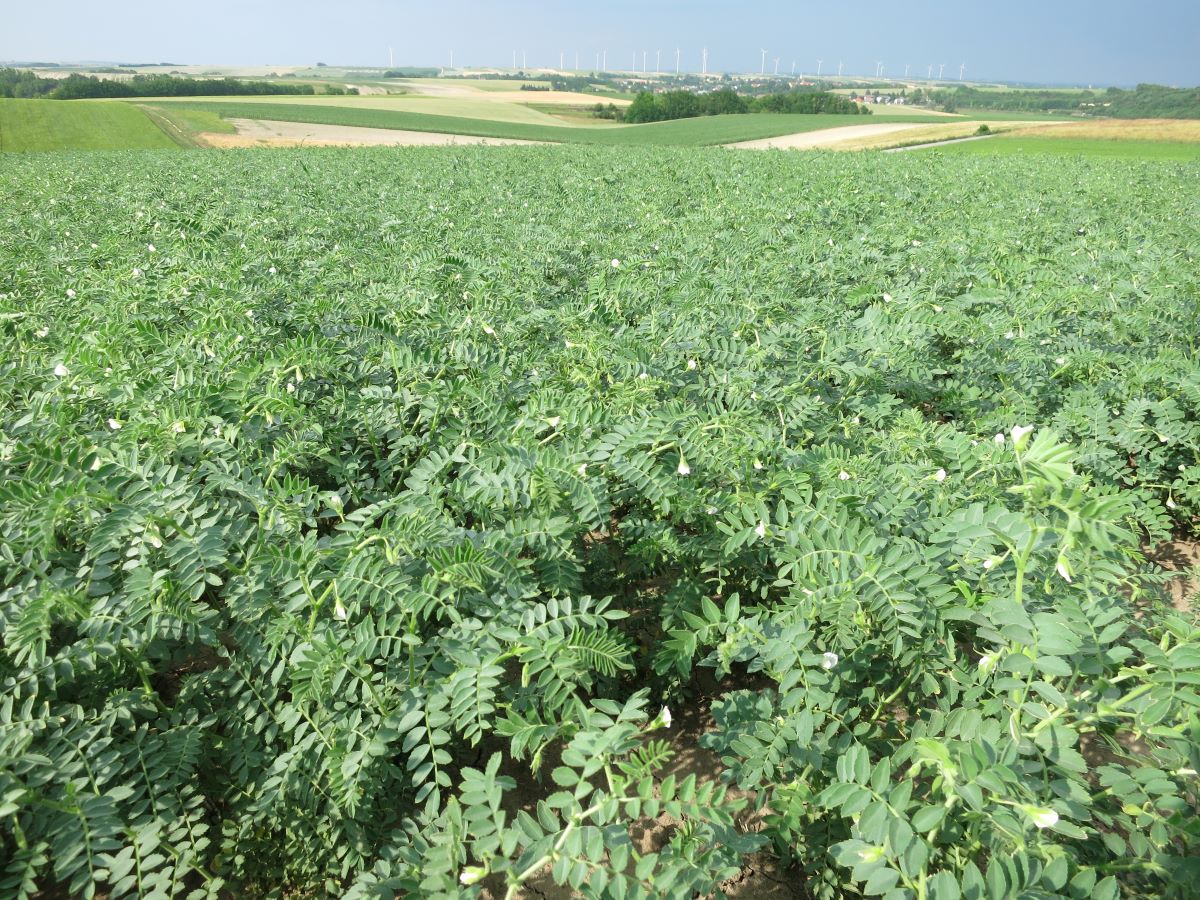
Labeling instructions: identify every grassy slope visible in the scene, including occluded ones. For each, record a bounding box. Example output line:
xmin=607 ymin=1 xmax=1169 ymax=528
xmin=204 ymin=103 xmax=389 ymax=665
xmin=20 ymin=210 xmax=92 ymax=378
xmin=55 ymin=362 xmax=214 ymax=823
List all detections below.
xmin=169 ymin=101 xmax=942 ymax=146
xmin=932 ymin=134 xmax=1200 ymax=161
xmin=0 ymin=99 xmax=179 ymax=151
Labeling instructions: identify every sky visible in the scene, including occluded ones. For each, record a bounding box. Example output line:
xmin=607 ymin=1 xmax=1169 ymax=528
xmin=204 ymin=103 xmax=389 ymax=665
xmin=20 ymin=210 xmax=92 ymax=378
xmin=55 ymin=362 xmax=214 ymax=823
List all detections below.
xmin=3 ymin=0 xmax=1198 ymax=87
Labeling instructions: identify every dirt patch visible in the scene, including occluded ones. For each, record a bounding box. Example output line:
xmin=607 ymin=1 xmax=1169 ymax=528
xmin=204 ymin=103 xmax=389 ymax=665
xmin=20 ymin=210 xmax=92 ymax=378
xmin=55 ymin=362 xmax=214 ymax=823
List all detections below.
xmin=727 ymin=123 xmax=946 ymax=150
xmin=202 ymin=118 xmax=547 ymax=148
xmin=1150 ymin=538 xmax=1198 ymax=613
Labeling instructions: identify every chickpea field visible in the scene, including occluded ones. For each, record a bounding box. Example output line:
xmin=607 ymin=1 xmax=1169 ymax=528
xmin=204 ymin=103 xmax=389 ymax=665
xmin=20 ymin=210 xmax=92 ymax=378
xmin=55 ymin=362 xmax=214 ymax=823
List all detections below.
xmin=1 ymin=148 xmax=1198 ymax=899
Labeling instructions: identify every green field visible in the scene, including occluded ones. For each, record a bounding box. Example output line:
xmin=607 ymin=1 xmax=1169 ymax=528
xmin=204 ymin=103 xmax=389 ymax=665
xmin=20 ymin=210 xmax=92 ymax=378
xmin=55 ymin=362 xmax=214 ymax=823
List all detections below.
xmin=934 ymin=133 xmax=1200 ymax=160
xmin=0 ymin=98 xmax=178 ymax=151
xmin=164 ymin=100 xmax=948 ymax=145
xmin=2 ymin=146 xmax=1197 ymax=898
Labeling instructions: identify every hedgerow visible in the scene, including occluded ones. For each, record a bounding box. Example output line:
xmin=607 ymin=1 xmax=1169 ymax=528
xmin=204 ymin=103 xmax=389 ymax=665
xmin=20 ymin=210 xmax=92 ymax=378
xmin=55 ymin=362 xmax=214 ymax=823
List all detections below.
xmin=1 ymin=147 xmax=1197 ymax=898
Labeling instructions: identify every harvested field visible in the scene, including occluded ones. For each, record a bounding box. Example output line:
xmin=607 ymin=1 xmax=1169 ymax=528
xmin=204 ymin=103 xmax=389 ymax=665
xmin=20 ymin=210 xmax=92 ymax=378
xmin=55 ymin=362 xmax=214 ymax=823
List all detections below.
xmin=727 ymin=122 xmax=942 ymax=149
xmin=202 ymin=118 xmax=546 ymax=147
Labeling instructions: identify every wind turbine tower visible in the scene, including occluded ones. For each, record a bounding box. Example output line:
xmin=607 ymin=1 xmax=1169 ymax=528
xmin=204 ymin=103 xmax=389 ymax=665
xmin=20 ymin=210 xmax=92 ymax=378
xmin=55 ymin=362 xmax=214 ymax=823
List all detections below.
xmin=904 ymin=63 xmax=910 ymax=77
xmin=522 ymin=49 xmax=527 ymax=69
xmin=927 ymin=63 xmax=933 ymax=79
xmin=938 ymin=62 xmax=945 ymax=79
xmin=838 ymin=61 xmax=843 ymax=77
xmin=817 ymin=59 xmax=823 ymax=77
xmin=388 ymin=47 xmax=394 ymax=67
xmin=760 ymin=48 xmax=768 ymax=75
xmin=676 ymin=47 xmax=680 ymax=75
xmin=702 ymin=47 xmax=708 ymax=75
xmin=959 ymin=62 xmax=966 ymax=81
xmin=656 ymin=49 xmax=661 ymax=74
xmin=449 ymin=50 xmax=454 ymax=69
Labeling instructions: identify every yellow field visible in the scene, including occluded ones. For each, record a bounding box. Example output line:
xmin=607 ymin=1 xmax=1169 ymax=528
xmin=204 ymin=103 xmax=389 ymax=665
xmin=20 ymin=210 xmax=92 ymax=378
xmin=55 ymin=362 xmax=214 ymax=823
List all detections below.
xmin=1006 ymin=118 xmax=1200 ymax=142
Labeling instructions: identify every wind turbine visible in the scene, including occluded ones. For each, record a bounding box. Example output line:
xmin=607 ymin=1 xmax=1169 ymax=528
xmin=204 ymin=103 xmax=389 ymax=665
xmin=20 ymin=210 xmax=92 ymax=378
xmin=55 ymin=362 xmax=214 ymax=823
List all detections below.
xmin=938 ymin=62 xmax=945 ymax=79
xmin=388 ymin=47 xmax=394 ymax=67
xmin=838 ymin=61 xmax=843 ymax=77
xmin=643 ymin=50 xmax=647 ymax=73
xmin=595 ymin=51 xmax=599 ymax=72
xmin=702 ymin=47 xmax=708 ymax=75
xmin=927 ymin=63 xmax=933 ymax=80
xmin=522 ymin=49 xmax=527 ymax=69
xmin=959 ymin=62 xmax=966 ymax=81
xmin=560 ymin=51 xmax=564 ymax=70
xmin=791 ymin=60 xmax=796 ymax=76
xmin=817 ymin=59 xmax=823 ymax=77
xmin=675 ymin=47 xmax=680 ymax=75
xmin=449 ymin=50 xmax=454 ymax=69
xmin=760 ymin=48 xmax=768 ymax=75
xmin=602 ymin=49 xmax=606 ymax=72
xmin=656 ymin=49 xmax=661 ymax=74
xmin=904 ymin=63 xmax=910 ymax=77
xmin=774 ymin=57 xmax=780 ymax=75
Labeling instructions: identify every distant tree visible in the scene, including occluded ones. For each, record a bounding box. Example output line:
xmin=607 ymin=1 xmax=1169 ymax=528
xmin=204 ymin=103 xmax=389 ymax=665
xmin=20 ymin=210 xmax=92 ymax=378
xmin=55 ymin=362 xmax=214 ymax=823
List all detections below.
xmin=623 ymin=91 xmax=661 ymax=124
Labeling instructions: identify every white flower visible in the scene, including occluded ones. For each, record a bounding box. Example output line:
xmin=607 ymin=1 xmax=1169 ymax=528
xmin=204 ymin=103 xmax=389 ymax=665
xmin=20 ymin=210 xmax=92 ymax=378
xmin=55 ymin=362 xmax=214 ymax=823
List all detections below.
xmin=1055 ymin=357 xmax=1066 ymax=365
xmin=459 ymin=866 xmax=487 ymax=886
xmin=677 ymin=460 xmax=691 ymax=476
xmin=577 ymin=463 xmax=588 ymax=476
xmin=611 ymin=258 xmax=620 ymax=267
xmin=933 ymin=305 xmax=943 ymax=313
xmin=334 ymin=599 xmax=348 ymax=621
xmin=687 ymin=359 xmax=697 ymax=371
xmin=90 ymin=456 xmax=103 ymax=471
xmin=107 ymin=418 xmax=122 ymax=430
xmin=750 ymin=391 xmax=758 ymax=400
xmin=132 ymin=267 xmax=142 ymax=277
xmin=978 ymin=652 xmax=998 ymax=676
xmin=90 ymin=242 xmax=98 ymax=249
xmin=66 ymin=289 xmax=76 ymax=299
xmin=638 ymin=372 xmax=649 ymax=380
xmin=912 ymin=240 xmax=922 ymax=246
xmin=482 ymin=324 xmax=495 ymax=335
xmin=706 ymin=506 xmax=718 ymax=515
xmin=994 ymin=432 xmax=1005 ymax=445
xmin=286 ymin=382 xmax=296 ymax=393
xmin=659 ymin=707 xmax=672 ymax=728
xmin=35 ymin=326 xmax=49 ymax=338
xmin=547 ymin=416 xmax=561 ymax=428
xmin=147 ymin=244 xmax=156 ymax=252
xmin=821 ymin=652 xmax=839 ymax=670
xmin=268 ymin=266 xmax=276 ymax=274
xmin=755 ymin=522 xmax=767 ymax=538
xmin=838 ymin=471 xmax=851 ymax=481
xmin=882 ymin=292 xmax=892 ymax=303
xmin=1010 ymin=424 xmax=1034 ymax=448
xmin=1056 ymin=559 xmax=1073 ymax=582
xmin=1005 ymin=331 xmax=1015 ymax=340
xmin=934 ymin=468 xmax=947 ymax=482
xmin=983 ymin=558 xmax=995 ymax=570
xmin=172 ymin=421 xmax=186 ymax=433
xmin=53 ymin=363 xmax=69 ymax=377
xmin=753 ymin=459 xmax=763 ymax=470
xmin=1023 ymin=806 xmax=1059 ymax=829
xmin=1166 ymin=498 xmax=1177 ymax=510
xmin=564 ymin=340 xmax=573 ymax=348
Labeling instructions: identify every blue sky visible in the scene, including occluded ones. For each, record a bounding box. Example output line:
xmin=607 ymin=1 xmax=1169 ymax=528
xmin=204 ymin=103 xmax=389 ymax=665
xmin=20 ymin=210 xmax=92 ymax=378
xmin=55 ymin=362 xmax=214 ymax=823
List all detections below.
xmin=3 ymin=0 xmax=1197 ymax=87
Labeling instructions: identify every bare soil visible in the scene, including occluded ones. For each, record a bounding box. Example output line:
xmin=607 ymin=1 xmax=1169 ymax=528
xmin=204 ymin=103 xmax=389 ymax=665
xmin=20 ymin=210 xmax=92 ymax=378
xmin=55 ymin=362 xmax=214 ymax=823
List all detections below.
xmin=202 ymin=118 xmax=547 ymax=148
xmin=1150 ymin=538 xmax=1199 ymax=613
xmin=727 ymin=123 xmax=946 ymax=150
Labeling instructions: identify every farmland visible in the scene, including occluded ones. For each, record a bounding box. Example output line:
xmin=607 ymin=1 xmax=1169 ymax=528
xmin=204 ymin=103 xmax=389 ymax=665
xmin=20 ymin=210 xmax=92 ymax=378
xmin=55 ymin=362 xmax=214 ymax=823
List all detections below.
xmin=1 ymin=145 xmax=1197 ymax=899
xmin=0 ymin=98 xmax=178 ymax=151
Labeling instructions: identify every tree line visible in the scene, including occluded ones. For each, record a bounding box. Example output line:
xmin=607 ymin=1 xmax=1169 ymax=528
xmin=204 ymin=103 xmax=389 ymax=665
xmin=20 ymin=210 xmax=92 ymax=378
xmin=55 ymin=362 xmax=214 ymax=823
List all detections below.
xmin=0 ymin=69 xmax=317 ymax=99
xmin=620 ymin=88 xmax=868 ymax=123
xmin=929 ymin=83 xmax=1200 ymax=118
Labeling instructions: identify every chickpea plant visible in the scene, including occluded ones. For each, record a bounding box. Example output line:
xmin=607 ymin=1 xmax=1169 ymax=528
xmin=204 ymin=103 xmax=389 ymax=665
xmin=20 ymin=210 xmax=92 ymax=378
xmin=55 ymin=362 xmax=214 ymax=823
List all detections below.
xmin=0 ymin=147 xmax=1197 ymax=899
